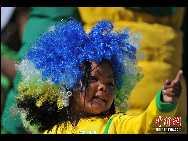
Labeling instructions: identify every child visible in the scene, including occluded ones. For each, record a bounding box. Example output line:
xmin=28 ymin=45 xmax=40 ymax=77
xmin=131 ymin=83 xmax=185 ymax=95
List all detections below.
xmin=16 ymin=20 xmax=182 ymax=134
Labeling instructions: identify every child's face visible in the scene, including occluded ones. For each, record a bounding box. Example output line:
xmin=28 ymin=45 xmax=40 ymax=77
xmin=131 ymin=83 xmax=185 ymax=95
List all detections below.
xmin=71 ymin=60 xmax=114 ymax=116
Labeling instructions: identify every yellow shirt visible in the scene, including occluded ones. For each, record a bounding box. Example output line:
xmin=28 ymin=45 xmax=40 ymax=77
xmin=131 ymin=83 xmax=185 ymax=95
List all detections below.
xmin=43 ymin=90 xmax=177 ymax=134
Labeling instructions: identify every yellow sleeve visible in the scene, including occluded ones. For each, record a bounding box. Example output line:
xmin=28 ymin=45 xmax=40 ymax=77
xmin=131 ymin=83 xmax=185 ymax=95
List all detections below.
xmin=108 ymin=90 xmax=177 ymax=134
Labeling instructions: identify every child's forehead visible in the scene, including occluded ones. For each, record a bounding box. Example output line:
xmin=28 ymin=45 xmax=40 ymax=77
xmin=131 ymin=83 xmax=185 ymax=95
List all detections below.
xmin=91 ymin=61 xmax=112 ymax=69
xmin=90 ymin=61 xmax=114 ymax=76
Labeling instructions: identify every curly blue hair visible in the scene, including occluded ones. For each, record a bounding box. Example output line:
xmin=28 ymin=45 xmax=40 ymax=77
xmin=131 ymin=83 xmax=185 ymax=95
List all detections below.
xmin=27 ymin=20 xmax=141 ymax=88
xmin=17 ymin=20 xmax=145 ymax=133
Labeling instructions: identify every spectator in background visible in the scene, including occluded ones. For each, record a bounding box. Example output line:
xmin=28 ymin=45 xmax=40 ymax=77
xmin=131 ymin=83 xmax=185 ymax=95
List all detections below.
xmin=1 ymin=7 xmax=30 ymax=134
xmin=1 ymin=7 xmax=81 ymax=134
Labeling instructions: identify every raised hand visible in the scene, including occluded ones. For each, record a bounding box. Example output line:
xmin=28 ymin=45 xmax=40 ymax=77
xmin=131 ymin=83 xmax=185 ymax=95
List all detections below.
xmin=162 ymin=70 xmax=183 ymax=103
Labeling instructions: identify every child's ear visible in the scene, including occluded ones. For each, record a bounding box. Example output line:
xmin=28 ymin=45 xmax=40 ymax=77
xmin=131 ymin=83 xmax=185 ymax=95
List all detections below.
xmin=73 ymin=80 xmax=83 ymax=97
xmin=80 ymin=80 xmax=83 ymax=89
xmin=77 ymin=80 xmax=84 ymax=93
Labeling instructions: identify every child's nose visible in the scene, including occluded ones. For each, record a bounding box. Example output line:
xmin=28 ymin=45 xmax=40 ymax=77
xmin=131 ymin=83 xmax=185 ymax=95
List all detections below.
xmin=98 ymin=83 xmax=108 ymax=93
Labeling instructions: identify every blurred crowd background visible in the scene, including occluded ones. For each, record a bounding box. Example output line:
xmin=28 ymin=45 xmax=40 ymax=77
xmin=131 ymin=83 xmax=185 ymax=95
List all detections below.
xmin=1 ymin=7 xmax=187 ymax=134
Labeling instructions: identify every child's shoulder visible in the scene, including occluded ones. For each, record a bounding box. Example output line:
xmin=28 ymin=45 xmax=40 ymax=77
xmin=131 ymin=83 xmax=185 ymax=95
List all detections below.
xmin=111 ymin=112 xmax=127 ymax=117
xmin=95 ymin=112 xmax=127 ymax=120
xmin=108 ymin=112 xmax=130 ymax=121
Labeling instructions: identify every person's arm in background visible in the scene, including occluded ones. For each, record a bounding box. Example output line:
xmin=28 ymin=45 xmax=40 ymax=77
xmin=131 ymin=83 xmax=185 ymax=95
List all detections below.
xmin=1 ymin=56 xmax=17 ymax=85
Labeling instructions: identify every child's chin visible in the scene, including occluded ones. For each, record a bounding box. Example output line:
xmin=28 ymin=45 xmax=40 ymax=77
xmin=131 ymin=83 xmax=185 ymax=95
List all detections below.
xmin=88 ymin=105 xmax=107 ymax=115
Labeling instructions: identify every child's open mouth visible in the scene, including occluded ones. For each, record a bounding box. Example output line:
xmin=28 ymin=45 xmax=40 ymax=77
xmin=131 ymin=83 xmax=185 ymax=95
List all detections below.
xmin=92 ymin=96 xmax=106 ymax=103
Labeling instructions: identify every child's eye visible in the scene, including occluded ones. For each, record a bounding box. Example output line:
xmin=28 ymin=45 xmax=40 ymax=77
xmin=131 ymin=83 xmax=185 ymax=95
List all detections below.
xmin=89 ymin=76 xmax=98 ymax=82
xmin=107 ymin=82 xmax=114 ymax=87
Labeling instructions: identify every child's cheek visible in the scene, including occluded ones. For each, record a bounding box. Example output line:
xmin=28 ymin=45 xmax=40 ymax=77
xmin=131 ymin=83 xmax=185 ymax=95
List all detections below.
xmin=88 ymin=81 xmax=99 ymax=91
xmin=107 ymin=88 xmax=114 ymax=100
xmin=85 ymin=82 xmax=98 ymax=98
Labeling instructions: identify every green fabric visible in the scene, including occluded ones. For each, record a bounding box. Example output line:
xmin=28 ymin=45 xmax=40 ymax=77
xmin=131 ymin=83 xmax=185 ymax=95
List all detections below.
xmin=30 ymin=7 xmax=81 ymax=21
xmin=1 ymin=127 xmax=8 ymax=134
xmin=1 ymin=43 xmax=18 ymax=61
xmin=17 ymin=7 xmax=81 ymax=60
xmin=1 ymin=89 xmax=27 ymax=134
xmin=155 ymin=89 xmax=177 ymax=113
xmin=104 ymin=117 xmax=115 ymax=134
xmin=1 ymin=73 xmax=10 ymax=93
xmin=125 ymin=7 xmax=176 ymax=17
xmin=1 ymin=7 xmax=81 ymax=134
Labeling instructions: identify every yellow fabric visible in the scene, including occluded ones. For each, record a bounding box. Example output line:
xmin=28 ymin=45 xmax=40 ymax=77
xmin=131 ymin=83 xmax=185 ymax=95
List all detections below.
xmin=78 ymin=7 xmax=187 ymax=133
xmin=78 ymin=7 xmax=184 ymax=28
xmin=43 ymin=95 xmax=177 ymax=134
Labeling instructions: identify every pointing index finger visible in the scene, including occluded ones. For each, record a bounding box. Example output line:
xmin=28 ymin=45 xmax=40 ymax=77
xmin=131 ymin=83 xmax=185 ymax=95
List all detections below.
xmin=174 ymin=70 xmax=183 ymax=83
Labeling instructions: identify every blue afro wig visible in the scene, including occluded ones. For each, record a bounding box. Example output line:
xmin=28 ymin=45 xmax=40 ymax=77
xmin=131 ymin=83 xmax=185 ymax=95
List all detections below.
xmin=20 ymin=20 xmax=145 ymax=111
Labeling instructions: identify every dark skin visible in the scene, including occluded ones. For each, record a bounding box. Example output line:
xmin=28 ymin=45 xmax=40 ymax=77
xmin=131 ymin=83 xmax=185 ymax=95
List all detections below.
xmin=70 ymin=60 xmax=114 ymax=127
xmin=162 ymin=70 xmax=183 ymax=103
xmin=1 ymin=56 xmax=17 ymax=85
xmin=69 ymin=60 xmax=183 ymax=127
